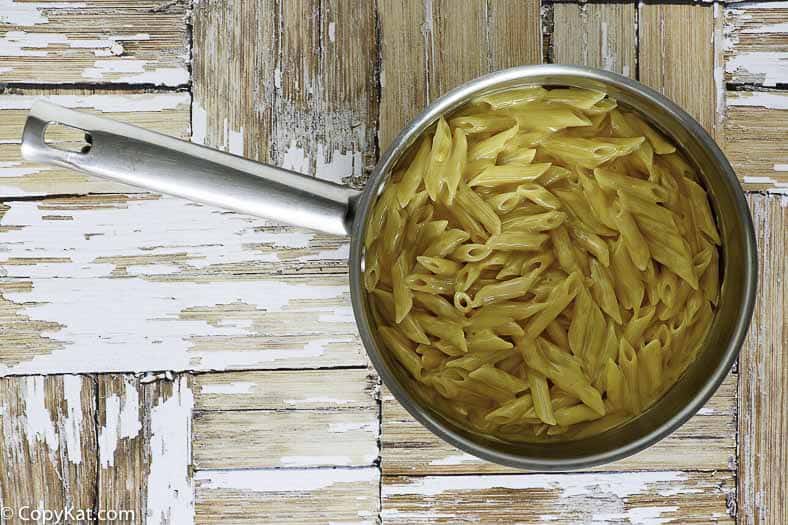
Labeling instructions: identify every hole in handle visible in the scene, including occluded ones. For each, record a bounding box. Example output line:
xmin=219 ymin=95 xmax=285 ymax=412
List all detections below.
xmin=43 ymin=122 xmax=92 ymax=154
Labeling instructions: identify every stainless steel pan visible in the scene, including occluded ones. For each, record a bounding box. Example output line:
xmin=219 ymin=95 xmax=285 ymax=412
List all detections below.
xmin=21 ymin=65 xmax=757 ymax=470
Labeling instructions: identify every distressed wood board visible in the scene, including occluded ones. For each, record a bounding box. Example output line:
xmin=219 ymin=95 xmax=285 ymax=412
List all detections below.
xmin=0 ymin=1 xmax=786 ymax=524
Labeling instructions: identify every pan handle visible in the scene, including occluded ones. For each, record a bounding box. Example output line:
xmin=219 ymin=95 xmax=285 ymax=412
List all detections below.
xmin=21 ymin=100 xmax=360 ymax=236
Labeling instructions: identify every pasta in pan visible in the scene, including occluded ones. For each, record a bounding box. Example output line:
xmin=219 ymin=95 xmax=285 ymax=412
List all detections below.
xmin=364 ymin=86 xmax=721 ymax=441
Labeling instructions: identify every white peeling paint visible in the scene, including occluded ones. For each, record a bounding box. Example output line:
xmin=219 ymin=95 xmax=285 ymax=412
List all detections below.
xmin=328 ymin=22 xmax=336 ymax=43
xmin=382 ymin=471 xmax=688 ymax=498
xmin=428 ymin=453 xmax=479 ymax=466
xmin=0 ymin=93 xmax=190 ymax=113
xmin=280 ymin=455 xmax=353 ymax=467
xmin=60 ymin=375 xmax=84 ymax=465
xmin=727 ymin=91 xmax=788 ymax=110
xmin=98 ymin=377 xmax=141 ymax=468
xmin=741 ymin=22 xmax=788 ymax=34
xmin=773 ymin=164 xmax=788 ymax=172
xmin=195 ymin=467 xmax=378 ymax=492
xmin=23 ymin=376 xmax=59 ymax=453
xmin=0 ymin=1 xmax=87 ymax=26
xmin=316 ymin=143 xmax=361 ymax=185
xmin=284 ymin=396 xmax=356 ymax=407
xmin=146 ymin=376 xmax=194 ymax=523
xmin=198 ymin=381 xmax=255 ymax=395
xmin=0 ymin=194 xmax=359 ymax=375
xmin=281 ymin=140 xmax=311 ymax=174
xmin=0 ymin=66 xmax=13 ymax=74
xmin=696 ymin=407 xmax=717 ymax=416
xmin=82 ymin=59 xmax=189 ymax=87
xmin=228 ymin=127 xmax=244 ymax=155
xmin=191 ymin=100 xmax=208 ymax=145
xmin=726 ymin=51 xmax=788 ymax=86
xmin=328 ymin=421 xmax=378 ymax=434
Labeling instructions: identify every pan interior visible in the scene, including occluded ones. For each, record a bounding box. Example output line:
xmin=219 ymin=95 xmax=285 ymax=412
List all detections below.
xmin=349 ymin=66 xmax=754 ymax=469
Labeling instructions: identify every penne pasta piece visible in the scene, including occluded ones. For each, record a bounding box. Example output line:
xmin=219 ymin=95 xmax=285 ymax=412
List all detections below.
xmin=380 ymin=326 xmax=423 ymax=380
xmin=567 ymin=221 xmax=610 ymax=267
xmin=397 ymin=137 xmax=432 ymax=207
xmin=604 ymin=359 xmax=627 ymax=411
xmin=372 ymin=289 xmax=430 ymax=345
xmin=423 ymin=228 xmax=471 ymax=257
xmin=496 ymin=253 xmax=528 ymax=279
xmin=553 ymin=186 xmax=616 ymax=236
xmin=508 ymin=103 xmax=592 ymax=131
xmin=609 ymin=237 xmax=645 ymax=311
xmin=623 ymin=305 xmax=656 ymax=347
xmin=416 ymin=255 xmax=462 ymax=276
xmin=498 ymin=147 xmax=537 ymax=166
xmin=541 ymin=136 xmax=644 ymax=169
xmin=527 ymin=368 xmax=556 ymax=425
xmin=424 ymin=117 xmax=452 ymax=201
xmin=469 ymin=364 xmax=530 ymax=394
xmin=638 ymin=340 xmax=663 ymax=401
xmin=623 ymin=111 xmax=676 ymax=155
xmin=516 ymin=183 xmax=562 ymax=209
xmin=618 ymin=338 xmax=640 ymax=414
xmin=444 ymin=128 xmax=468 ymax=205
xmin=594 ymin=167 xmax=669 ymax=203
xmin=405 ymin=273 xmax=455 ymax=295
xmin=568 ymin=283 xmax=607 ymax=374
xmin=484 ymin=394 xmax=534 ymax=424
xmin=590 ymin=258 xmax=622 ymax=323
xmin=487 ymin=231 xmax=550 ymax=252
xmin=467 ymin=330 xmax=514 ymax=352
xmin=554 ymin=404 xmax=604 ymax=426
xmin=450 ymin=113 xmax=516 ymax=134
xmin=468 ymin=123 xmax=520 ymax=161
xmin=455 ymin=183 xmax=502 ymax=235
xmin=392 ymin=253 xmax=414 ymax=323
xmin=413 ymin=291 xmax=466 ymax=323
xmin=502 ymin=210 xmax=566 ymax=232
xmin=469 ymin=163 xmax=552 ymax=187
xmin=413 ymin=312 xmax=468 ymax=353
xmin=544 ymin=87 xmax=606 ymax=110
xmin=612 ymin=201 xmax=650 ymax=271
xmin=474 ymin=86 xmax=547 ymax=109
xmin=524 ymin=272 xmax=583 ymax=339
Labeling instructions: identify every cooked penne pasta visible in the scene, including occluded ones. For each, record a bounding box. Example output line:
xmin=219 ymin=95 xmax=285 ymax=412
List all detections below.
xmin=365 ymin=85 xmax=720 ymax=442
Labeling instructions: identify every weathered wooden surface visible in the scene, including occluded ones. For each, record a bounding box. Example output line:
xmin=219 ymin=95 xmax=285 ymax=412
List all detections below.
xmin=0 ymin=1 xmax=786 ymax=523
xmin=0 ymin=1 xmax=190 ymax=86
xmin=738 ymin=194 xmax=787 ymax=525
xmin=552 ymin=1 xmax=636 ymax=78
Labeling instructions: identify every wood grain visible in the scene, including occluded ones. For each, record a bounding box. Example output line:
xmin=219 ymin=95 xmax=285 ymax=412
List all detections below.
xmin=0 ymin=375 xmax=97 ymax=519
xmin=97 ymin=374 xmax=194 ymax=525
xmin=377 ymin=0 xmax=541 ymax=147
xmin=724 ymin=2 xmax=788 ymax=86
xmin=0 ymin=90 xmax=190 ymax=197
xmin=381 ymin=374 xmax=737 ymax=475
xmin=382 ymin=470 xmax=735 ymax=524
xmin=725 ymin=91 xmax=788 ymax=193
xmin=0 ymin=193 xmax=363 ymax=375
xmin=553 ymin=1 xmax=636 ymax=78
xmin=192 ymin=0 xmax=377 ymax=187
xmin=193 ymin=408 xmax=378 ymax=469
xmin=194 ymin=467 xmax=379 ymax=525
xmin=738 ymin=194 xmax=787 ymax=525
xmin=0 ymin=0 xmax=189 ymax=86
xmin=639 ymin=2 xmax=719 ymax=139
xmin=193 ymin=369 xmax=377 ymax=411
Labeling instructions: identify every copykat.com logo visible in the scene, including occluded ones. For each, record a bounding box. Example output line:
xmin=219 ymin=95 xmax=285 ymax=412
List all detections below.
xmin=1 ymin=505 xmax=135 ymax=523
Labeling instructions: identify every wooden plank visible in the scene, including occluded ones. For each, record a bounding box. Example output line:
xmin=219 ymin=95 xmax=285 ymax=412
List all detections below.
xmin=725 ymin=91 xmax=788 ymax=193
xmin=553 ymin=1 xmax=636 ymax=78
xmin=382 ymin=471 xmax=734 ymax=524
xmin=0 ymin=0 xmax=189 ymax=86
xmin=639 ymin=2 xmax=719 ymax=139
xmin=738 ymin=194 xmax=787 ymax=525
xmin=191 ymin=0 xmax=377 ymax=187
xmin=193 ymin=369 xmax=377 ymax=411
xmin=0 ymin=193 xmax=363 ymax=375
xmin=377 ymin=0 xmax=541 ymax=147
xmin=193 ymin=408 xmax=378 ymax=469
xmin=724 ymin=2 xmax=788 ymax=86
xmin=0 ymin=91 xmax=191 ymax=197
xmin=381 ymin=374 xmax=736 ymax=475
xmin=194 ymin=467 xmax=379 ymax=525
xmin=97 ymin=374 xmax=194 ymax=524
xmin=0 ymin=375 xmax=97 ymax=518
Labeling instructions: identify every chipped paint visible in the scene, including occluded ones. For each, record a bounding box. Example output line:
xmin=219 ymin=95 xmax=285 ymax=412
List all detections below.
xmin=328 ymin=421 xmax=378 ymax=434
xmin=284 ymin=396 xmax=357 ymax=407
xmin=195 ymin=467 xmax=378 ymax=492
xmin=0 ymin=195 xmax=360 ymax=375
xmin=773 ymin=164 xmax=788 ymax=172
xmin=228 ymin=127 xmax=244 ymax=156
xmin=428 ymin=453 xmax=478 ymax=466
xmin=727 ymin=92 xmax=788 ymax=110
xmin=0 ymin=1 xmax=88 ymax=26
xmin=726 ymin=51 xmax=788 ymax=86
xmin=60 ymin=374 xmax=84 ymax=464
xmin=280 ymin=455 xmax=353 ymax=467
xmin=0 ymin=92 xmax=190 ymax=113
xmin=198 ymin=381 xmax=255 ymax=395
xmin=146 ymin=376 xmax=194 ymax=523
xmin=191 ymin=100 xmax=208 ymax=145
xmin=98 ymin=377 xmax=141 ymax=468
xmin=82 ymin=59 xmax=189 ymax=86
xmin=23 ymin=376 xmax=59 ymax=453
